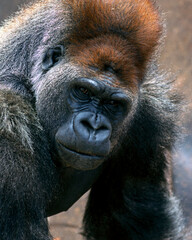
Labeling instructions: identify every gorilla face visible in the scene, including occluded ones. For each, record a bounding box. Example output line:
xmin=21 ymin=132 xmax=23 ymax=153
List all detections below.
xmin=35 ymin=42 xmax=139 ymax=170
xmin=55 ymin=77 xmax=132 ymax=170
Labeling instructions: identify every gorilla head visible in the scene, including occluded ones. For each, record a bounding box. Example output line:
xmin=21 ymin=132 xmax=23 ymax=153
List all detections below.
xmin=31 ymin=0 xmax=161 ymax=170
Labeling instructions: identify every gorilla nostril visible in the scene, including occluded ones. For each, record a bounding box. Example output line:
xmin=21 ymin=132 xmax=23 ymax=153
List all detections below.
xmin=99 ymin=126 xmax=108 ymax=131
xmin=81 ymin=120 xmax=93 ymax=130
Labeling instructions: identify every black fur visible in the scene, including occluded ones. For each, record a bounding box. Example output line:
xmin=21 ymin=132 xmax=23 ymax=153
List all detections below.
xmin=0 ymin=90 xmax=56 ymax=240
xmin=83 ymin=70 xmax=184 ymax=240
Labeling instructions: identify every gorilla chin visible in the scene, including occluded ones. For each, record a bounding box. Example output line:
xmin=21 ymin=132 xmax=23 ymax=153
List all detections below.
xmin=56 ymin=142 xmax=106 ymax=170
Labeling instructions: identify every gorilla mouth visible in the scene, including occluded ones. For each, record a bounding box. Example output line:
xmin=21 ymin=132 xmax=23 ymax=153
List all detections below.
xmin=56 ymin=142 xmax=105 ymax=170
xmin=63 ymin=145 xmax=103 ymax=158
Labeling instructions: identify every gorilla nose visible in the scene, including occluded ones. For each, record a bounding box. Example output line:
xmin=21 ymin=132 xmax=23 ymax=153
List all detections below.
xmin=74 ymin=112 xmax=112 ymax=142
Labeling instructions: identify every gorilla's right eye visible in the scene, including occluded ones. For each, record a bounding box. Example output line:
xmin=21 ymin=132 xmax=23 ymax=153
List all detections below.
xmin=42 ymin=45 xmax=64 ymax=71
xmin=79 ymin=87 xmax=89 ymax=95
xmin=71 ymin=87 xmax=91 ymax=101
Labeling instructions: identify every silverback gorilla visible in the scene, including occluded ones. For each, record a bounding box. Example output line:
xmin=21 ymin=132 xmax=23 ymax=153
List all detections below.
xmin=0 ymin=0 xmax=186 ymax=239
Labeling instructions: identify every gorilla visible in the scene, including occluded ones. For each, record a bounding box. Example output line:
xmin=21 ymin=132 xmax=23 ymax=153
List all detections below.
xmin=0 ymin=0 xmax=187 ymax=239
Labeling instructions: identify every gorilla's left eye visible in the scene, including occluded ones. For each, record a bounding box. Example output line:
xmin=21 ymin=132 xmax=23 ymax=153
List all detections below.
xmin=107 ymin=100 xmax=119 ymax=106
xmin=105 ymin=99 xmax=119 ymax=107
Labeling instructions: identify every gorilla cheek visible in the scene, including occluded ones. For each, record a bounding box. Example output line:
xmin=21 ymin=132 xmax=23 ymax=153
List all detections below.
xmin=55 ymin=112 xmax=112 ymax=170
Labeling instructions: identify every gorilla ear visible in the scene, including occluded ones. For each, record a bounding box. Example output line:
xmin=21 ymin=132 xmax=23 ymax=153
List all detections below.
xmin=42 ymin=45 xmax=64 ymax=71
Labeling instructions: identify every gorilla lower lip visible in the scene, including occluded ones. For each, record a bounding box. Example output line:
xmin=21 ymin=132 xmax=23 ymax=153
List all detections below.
xmin=56 ymin=142 xmax=105 ymax=170
xmin=59 ymin=143 xmax=103 ymax=159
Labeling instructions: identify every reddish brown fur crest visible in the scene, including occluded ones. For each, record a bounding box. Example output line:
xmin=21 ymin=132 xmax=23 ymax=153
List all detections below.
xmin=69 ymin=35 xmax=138 ymax=91
xmin=66 ymin=0 xmax=162 ymax=83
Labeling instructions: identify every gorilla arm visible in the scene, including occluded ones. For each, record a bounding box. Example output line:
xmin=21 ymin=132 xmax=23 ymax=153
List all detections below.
xmin=0 ymin=88 xmax=55 ymax=240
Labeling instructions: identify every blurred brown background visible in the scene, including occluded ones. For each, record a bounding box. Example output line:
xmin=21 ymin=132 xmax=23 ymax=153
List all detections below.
xmin=0 ymin=0 xmax=192 ymax=239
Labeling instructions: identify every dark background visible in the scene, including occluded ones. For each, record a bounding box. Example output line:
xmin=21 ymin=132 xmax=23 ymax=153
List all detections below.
xmin=0 ymin=0 xmax=191 ymax=239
